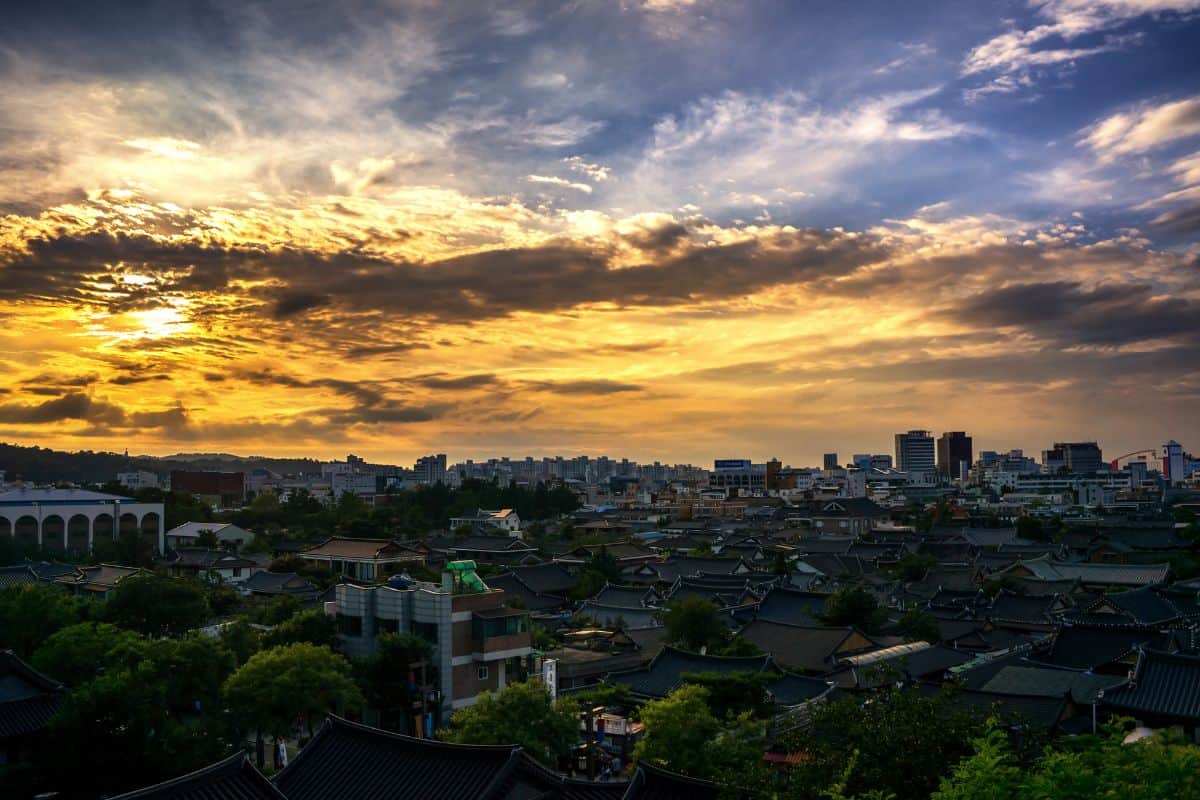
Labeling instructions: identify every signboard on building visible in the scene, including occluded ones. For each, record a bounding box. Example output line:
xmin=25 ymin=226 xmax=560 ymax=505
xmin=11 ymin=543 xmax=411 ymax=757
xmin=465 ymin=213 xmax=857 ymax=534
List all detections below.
xmin=542 ymin=658 xmax=557 ymax=700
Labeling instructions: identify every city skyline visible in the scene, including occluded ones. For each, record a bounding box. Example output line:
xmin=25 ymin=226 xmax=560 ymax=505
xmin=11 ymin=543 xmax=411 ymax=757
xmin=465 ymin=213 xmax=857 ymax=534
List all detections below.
xmin=1 ymin=1 xmax=1198 ymax=466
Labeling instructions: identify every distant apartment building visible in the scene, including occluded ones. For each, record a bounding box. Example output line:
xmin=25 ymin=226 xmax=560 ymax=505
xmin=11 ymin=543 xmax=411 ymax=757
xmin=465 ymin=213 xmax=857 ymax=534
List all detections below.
xmin=116 ymin=470 xmax=159 ymax=490
xmin=170 ymin=470 xmax=246 ymax=508
xmin=894 ymin=431 xmax=935 ymax=477
xmin=937 ymin=431 xmax=973 ymax=481
xmin=334 ymin=569 xmax=533 ymax=713
xmin=1163 ymin=440 xmax=1186 ymax=485
xmin=414 ymin=454 xmax=448 ymax=485
xmin=823 ymin=453 xmax=839 ymax=471
xmin=1042 ymin=442 xmax=1103 ymax=475
xmin=709 ymin=459 xmax=767 ymax=494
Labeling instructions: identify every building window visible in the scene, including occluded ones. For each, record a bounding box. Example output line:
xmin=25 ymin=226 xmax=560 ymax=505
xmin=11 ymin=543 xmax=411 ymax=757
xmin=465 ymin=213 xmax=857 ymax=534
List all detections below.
xmin=477 ymin=665 xmax=489 ymax=681
xmin=411 ymin=621 xmax=439 ymax=644
xmin=232 ymin=568 xmax=242 ymax=577
xmin=375 ymin=617 xmax=400 ymax=635
xmin=337 ymin=614 xmax=363 ymax=636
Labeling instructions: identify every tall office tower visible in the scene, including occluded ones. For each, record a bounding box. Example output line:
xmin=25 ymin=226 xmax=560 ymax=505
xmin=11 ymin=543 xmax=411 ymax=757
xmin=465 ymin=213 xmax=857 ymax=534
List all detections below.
xmin=823 ymin=453 xmax=839 ymax=470
xmin=1043 ymin=442 xmax=1103 ymax=474
xmin=937 ymin=432 xmax=973 ymax=481
xmin=895 ymin=430 xmax=935 ymax=476
xmin=1163 ymin=440 xmax=1185 ymax=484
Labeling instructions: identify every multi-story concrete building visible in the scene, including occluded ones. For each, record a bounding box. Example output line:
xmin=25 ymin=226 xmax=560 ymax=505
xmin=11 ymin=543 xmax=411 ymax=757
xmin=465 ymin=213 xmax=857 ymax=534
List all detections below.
xmin=937 ymin=431 xmax=973 ymax=481
xmin=894 ymin=431 xmax=935 ymax=478
xmin=116 ymin=470 xmax=159 ymax=490
xmin=1041 ymin=442 xmax=1103 ymax=475
xmin=0 ymin=488 xmax=164 ymax=555
xmin=414 ymin=454 xmax=448 ymax=485
xmin=170 ymin=470 xmax=247 ymax=508
xmin=709 ymin=459 xmax=767 ymax=494
xmin=334 ymin=571 xmax=533 ymax=714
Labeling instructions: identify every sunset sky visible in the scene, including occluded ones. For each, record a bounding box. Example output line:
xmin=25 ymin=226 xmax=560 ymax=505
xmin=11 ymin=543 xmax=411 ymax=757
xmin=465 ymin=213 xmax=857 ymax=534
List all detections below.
xmin=1 ymin=0 xmax=1198 ymax=467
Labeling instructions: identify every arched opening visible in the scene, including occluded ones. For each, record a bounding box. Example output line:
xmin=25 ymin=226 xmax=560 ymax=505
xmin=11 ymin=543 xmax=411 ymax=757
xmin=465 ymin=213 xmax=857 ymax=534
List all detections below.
xmin=119 ymin=513 xmax=138 ymax=538
xmin=15 ymin=515 xmax=38 ymax=550
xmin=68 ymin=514 xmax=90 ymax=553
xmin=93 ymin=513 xmax=114 ymax=542
xmin=41 ymin=515 xmax=65 ymax=553
xmin=139 ymin=512 xmax=160 ymax=555
xmin=0 ymin=517 xmax=10 ymax=538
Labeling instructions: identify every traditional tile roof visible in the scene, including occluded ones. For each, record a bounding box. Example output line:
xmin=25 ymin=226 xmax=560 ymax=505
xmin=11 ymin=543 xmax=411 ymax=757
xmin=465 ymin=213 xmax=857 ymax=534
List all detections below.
xmin=961 ymin=528 xmax=1020 ymax=548
xmin=1103 ymin=648 xmax=1200 ymax=722
xmin=981 ymin=665 xmax=1126 ymax=705
xmin=754 ymin=587 xmax=830 ymax=625
xmin=1036 ymin=624 xmax=1173 ymax=671
xmin=158 ymin=548 xmax=258 ymax=569
xmin=241 ymin=571 xmax=318 ymax=596
xmin=508 ymin=562 xmax=577 ymax=595
xmin=108 ymin=751 xmax=287 ymax=800
xmin=765 ymin=672 xmax=836 ymax=706
xmin=486 ymin=573 xmax=565 ymax=612
xmin=622 ymin=760 xmax=722 ymax=800
xmin=1080 ymin=586 xmax=1183 ymax=625
xmin=606 ymin=646 xmax=773 ymax=699
xmin=577 ymin=602 xmax=662 ymax=631
xmin=737 ymin=620 xmax=875 ymax=674
xmin=302 ymin=537 xmax=409 ymax=560
xmin=275 ymin=716 xmax=524 ymax=800
xmin=987 ymin=591 xmax=1067 ymax=627
xmin=592 ymin=584 xmax=658 ymax=609
xmin=1002 ymin=556 xmax=1170 ymax=588
xmin=0 ymin=564 xmax=41 ymax=589
xmin=933 ymin=686 xmax=1069 ymax=731
xmin=0 ymin=649 xmax=66 ymax=739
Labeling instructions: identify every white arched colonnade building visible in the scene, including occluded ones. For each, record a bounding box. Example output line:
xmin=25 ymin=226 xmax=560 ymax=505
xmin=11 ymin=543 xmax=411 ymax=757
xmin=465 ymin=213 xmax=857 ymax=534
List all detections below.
xmin=0 ymin=488 xmax=165 ymax=555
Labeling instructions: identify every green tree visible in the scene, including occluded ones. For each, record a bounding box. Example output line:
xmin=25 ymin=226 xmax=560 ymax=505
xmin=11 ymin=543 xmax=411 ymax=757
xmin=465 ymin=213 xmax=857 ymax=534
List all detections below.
xmin=820 ymin=587 xmax=888 ymax=634
xmin=681 ymin=671 xmax=774 ymax=719
xmin=219 ymin=618 xmax=263 ymax=665
xmin=356 ymin=633 xmax=435 ymax=732
xmin=634 ymin=684 xmax=767 ymax=784
xmin=440 ymin=679 xmax=578 ymax=767
xmin=1015 ymin=515 xmax=1045 ymax=541
xmin=0 ymin=584 xmax=90 ymax=658
xmin=103 ymin=574 xmax=210 ymax=637
xmin=30 ymin=621 xmax=144 ymax=686
xmin=778 ymin=687 xmax=989 ymax=800
xmin=223 ymin=643 xmax=363 ymax=766
xmin=195 ymin=528 xmax=221 ymax=549
xmin=894 ymin=553 xmax=937 ymax=582
xmin=144 ymin=634 xmax=237 ymax=714
xmin=771 ymin=551 xmax=790 ymax=576
xmin=262 ymin=608 xmax=339 ymax=649
xmin=894 ymin=607 xmax=941 ymax=644
xmin=662 ymin=596 xmax=727 ymax=652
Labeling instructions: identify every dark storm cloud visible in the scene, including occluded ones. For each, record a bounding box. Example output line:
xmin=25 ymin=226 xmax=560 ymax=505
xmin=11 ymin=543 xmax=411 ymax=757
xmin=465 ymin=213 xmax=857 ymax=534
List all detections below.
xmin=0 ymin=227 xmax=886 ymax=322
xmin=1151 ymin=204 xmax=1200 ymax=235
xmin=941 ymin=281 xmax=1200 ymax=346
xmin=0 ymin=391 xmax=189 ymax=431
xmin=523 ymin=379 xmax=644 ymax=395
xmin=229 ymin=368 xmax=448 ymax=425
xmin=414 ymin=373 xmax=499 ymax=390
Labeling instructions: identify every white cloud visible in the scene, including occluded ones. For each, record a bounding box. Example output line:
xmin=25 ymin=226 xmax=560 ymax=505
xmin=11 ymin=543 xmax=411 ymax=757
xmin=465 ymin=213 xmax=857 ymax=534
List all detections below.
xmin=562 ymin=156 xmax=611 ymax=182
xmin=1081 ymin=96 xmax=1200 ymax=160
xmin=962 ymin=0 xmax=1197 ymax=76
xmin=525 ymin=175 xmax=594 ymax=193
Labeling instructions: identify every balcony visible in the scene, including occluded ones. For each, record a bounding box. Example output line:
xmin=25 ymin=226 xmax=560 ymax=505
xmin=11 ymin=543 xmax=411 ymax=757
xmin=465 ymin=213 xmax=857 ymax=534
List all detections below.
xmin=471 ymin=608 xmax=532 ymax=661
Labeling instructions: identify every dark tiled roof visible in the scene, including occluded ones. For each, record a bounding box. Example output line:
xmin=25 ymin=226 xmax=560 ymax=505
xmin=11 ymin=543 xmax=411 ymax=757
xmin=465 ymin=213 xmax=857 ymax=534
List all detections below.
xmin=486 ymin=573 xmax=565 ymax=612
xmin=509 ymin=562 xmax=577 ymax=595
xmin=576 ymin=602 xmax=662 ymax=630
xmin=274 ymin=716 xmax=523 ymax=800
xmin=242 ymin=571 xmax=318 ymax=596
xmin=939 ymin=686 xmax=1068 ymax=730
xmin=738 ymin=620 xmax=873 ymax=674
xmin=592 ymin=584 xmax=658 ymax=608
xmin=606 ymin=646 xmax=773 ymax=699
xmin=765 ymin=672 xmax=835 ymax=706
xmin=109 ymin=752 xmax=286 ymax=800
xmin=0 ymin=564 xmax=39 ymax=589
xmin=1038 ymin=624 xmax=1172 ymax=671
xmin=1086 ymin=586 xmax=1182 ymax=625
xmin=0 ymin=649 xmax=66 ymax=738
xmin=1103 ymin=649 xmax=1200 ymax=722
xmin=754 ymin=587 xmax=830 ymax=625
xmin=988 ymin=591 xmax=1065 ymax=626
xmin=982 ymin=666 xmax=1126 ymax=704
xmin=622 ymin=761 xmax=722 ymax=800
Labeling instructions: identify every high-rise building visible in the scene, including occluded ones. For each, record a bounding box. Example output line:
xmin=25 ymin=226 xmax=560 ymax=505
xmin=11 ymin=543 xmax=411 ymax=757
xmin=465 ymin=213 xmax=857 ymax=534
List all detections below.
xmin=1163 ymin=440 xmax=1185 ymax=485
xmin=1042 ymin=442 xmax=1103 ymax=474
xmin=937 ymin=432 xmax=973 ymax=481
xmin=765 ymin=458 xmax=782 ymax=490
xmin=414 ymin=454 xmax=448 ymax=485
xmin=823 ymin=453 xmax=839 ymax=470
xmin=895 ymin=430 xmax=935 ymax=476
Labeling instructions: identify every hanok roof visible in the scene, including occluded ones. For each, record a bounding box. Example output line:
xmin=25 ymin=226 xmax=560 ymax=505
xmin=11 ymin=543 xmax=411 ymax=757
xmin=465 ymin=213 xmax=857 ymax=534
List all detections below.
xmin=961 ymin=528 xmax=1020 ymax=548
xmin=0 ymin=649 xmax=66 ymax=739
xmin=932 ymin=686 xmax=1069 ymax=731
xmin=1002 ymin=556 xmax=1170 ymax=587
xmin=158 ymin=548 xmax=258 ymax=570
xmin=606 ymin=646 xmax=773 ymax=699
xmin=274 ymin=716 xmax=527 ymax=800
xmin=838 ymin=643 xmax=972 ymax=687
xmin=577 ymin=602 xmax=662 ymax=631
xmin=56 ymin=564 xmax=143 ymax=592
xmin=166 ymin=522 xmax=247 ymax=539
xmin=0 ymin=564 xmax=41 ymax=590
xmin=754 ymin=587 xmax=830 ymax=625
xmin=982 ymin=665 xmax=1126 ymax=704
xmin=737 ymin=620 xmax=876 ymax=674
xmin=302 ymin=537 xmax=408 ymax=560
xmin=988 ymin=591 xmax=1068 ymax=627
xmin=765 ymin=672 xmax=836 ymax=706
xmin=592 ymin=583 xmax=659 ymax=609
xmin=1103 ymin=649 xmax=1200 ymax=722
xmin=1080 ymin=586 xmax=1182 ymax=625
xmin=486 ymin=573 xmax=565 ymax=612
xmin=507 ymin=562 xmax=577 ymax=595
xmin=241 ymin=571 xmax=319 ymax=596
xmin=108 ymin=751 xmax=286 ymax=800
xmin=622 ymin=760 xmax=722 ymax=800
xmin=1037 ymin=624 xmax=1173 ymax=671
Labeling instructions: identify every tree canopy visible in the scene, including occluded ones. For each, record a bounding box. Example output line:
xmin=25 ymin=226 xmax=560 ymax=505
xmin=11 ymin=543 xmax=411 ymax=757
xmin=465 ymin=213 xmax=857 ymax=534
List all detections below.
xmin=103 ymin=574 xmax=210 ymax=637
xmin=819 ymin=586 xmax=888 ymax=634
xmin=440 ymin=679 xmax=578 ymax=767
xmin=662 ymin=596 xmax=727 ymax=652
